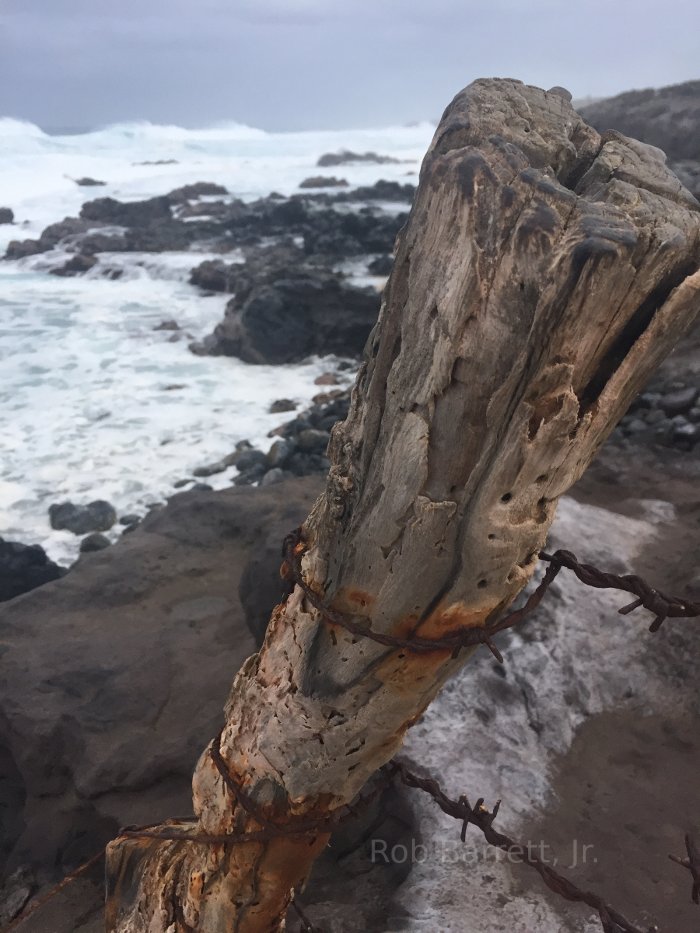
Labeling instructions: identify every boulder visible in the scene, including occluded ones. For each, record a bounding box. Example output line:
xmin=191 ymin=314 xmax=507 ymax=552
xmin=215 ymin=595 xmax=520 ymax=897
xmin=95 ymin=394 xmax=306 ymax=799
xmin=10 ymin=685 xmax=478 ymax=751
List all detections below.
xmin=268 ymin=398 xmax=297 ymax=414
xmin=79 ymin=533 xmax=111 ymax=553
xmin=166 ymin=182 xmax=228 ymax=201
xmin=193 ymin=265 xmax=380 ymax=363
xmin=299 ymin=176 xmax=348 ymax=189
xmin=73 ymin=177 xmax=106 ymax=187
xmin=368 ymin=254 xmax=394 ymax=275
xmin=4 ymin=239 xmax=43 ymax=260
xmin=0 ymin=539 xmax=65 ymax=603
xmin=189 ymin=259 xmax=241 ymax=293
xmin=48 ymin=500 xmax=117 ymax=535
xmin=80 ymin=196 xmax=172 ymax=227
xmin=0 ymin=208 xmax=14 ymax=224
xmin=0 ymin=478 xmax=321 ymax=883
xmin=317 ymin=150 xmax=402 ymax=167
xmin=49 ymin=254 xmax=98 ymax=277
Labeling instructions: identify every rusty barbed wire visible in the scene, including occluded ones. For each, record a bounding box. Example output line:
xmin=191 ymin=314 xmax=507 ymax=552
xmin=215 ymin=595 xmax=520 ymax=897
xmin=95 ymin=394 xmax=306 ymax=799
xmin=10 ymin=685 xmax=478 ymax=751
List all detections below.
xmin=386 ymin=761 xmax=655 ymax=933
xmin=670 ymin=834 xmax=700 ymax=906
xmin=539 ymin=550 xmax=700 ymax=632
xmin=7 ymin=530 xmax=698 ymax=932
xmin=281 ymin=528 xmax=699 ymax=664
xmin=7 ymin=745 xmax=691 ymax=933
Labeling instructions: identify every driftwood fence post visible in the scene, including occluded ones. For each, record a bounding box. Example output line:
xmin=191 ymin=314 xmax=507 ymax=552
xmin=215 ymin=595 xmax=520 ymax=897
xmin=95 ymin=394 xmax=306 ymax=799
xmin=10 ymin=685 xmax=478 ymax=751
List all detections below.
xmin=105 ymin=78 xmax=700 ymax=931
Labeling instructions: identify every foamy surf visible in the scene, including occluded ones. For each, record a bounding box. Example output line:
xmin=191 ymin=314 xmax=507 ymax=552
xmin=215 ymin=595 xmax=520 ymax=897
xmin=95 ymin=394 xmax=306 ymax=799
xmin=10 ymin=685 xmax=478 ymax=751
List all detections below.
xmin=0 ymin=118 xmax=433 ymax=563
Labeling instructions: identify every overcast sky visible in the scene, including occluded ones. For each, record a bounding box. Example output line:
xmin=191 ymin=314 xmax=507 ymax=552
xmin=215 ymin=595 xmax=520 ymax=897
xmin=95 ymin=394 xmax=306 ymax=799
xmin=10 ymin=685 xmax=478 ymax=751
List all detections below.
xmin=1 ymin=0 xmax=698 ymax=132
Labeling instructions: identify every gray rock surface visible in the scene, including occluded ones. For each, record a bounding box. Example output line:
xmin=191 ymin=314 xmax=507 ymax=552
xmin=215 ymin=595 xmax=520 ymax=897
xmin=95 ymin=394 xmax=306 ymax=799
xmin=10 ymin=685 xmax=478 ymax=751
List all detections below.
xmin=48 ymin=500 xmax=117 ymax=535
xmin=0 ymin=478 xmax=321 ymax=892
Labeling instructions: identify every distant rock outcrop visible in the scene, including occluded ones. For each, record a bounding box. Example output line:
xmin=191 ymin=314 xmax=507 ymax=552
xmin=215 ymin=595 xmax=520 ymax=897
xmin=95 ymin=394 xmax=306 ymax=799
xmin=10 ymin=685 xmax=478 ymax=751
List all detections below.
xmin=580 ymin=80 xmax=700 ymax=198
xmin=316 ymin=149 xmax=402 ymax=167
xmin=299 ymin=176 xmax=348 ymax=188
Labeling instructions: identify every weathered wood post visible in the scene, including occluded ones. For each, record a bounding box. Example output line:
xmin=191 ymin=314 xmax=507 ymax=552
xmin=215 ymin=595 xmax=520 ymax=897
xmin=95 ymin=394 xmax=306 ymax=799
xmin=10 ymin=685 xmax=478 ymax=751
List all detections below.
xmin=106 ymin=78 xmax=700 ymax=931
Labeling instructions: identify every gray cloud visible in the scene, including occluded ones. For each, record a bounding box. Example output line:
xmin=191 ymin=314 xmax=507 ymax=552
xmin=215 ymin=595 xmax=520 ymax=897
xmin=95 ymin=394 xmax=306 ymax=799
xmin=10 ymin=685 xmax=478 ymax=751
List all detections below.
xmin=0 ymin=0 xmax=697 ymax=130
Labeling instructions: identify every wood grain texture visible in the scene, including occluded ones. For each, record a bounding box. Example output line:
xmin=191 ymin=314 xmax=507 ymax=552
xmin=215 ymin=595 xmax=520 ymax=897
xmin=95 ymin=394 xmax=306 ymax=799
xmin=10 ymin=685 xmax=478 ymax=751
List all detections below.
xmin=106 ymin=78 xmax=700 ymax=932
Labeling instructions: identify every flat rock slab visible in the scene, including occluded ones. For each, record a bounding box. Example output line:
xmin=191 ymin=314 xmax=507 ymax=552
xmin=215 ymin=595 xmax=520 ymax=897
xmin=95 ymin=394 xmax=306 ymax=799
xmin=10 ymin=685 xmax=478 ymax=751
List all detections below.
xmin=0 ymin=478 xmax=322 ymax=887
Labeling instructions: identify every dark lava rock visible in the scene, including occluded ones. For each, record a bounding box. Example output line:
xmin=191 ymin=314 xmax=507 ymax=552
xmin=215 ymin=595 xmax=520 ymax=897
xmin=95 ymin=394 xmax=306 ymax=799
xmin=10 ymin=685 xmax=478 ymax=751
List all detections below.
xmin=0 ymin=538 xmax=65 ymax=602
xmin=0 ymin=208 xmax=14 ymax=224
xmin=368 ymin=254 xmax=394 ymax=275
xmin=193 ymin=265 xmax=380 ymax=364
xmin=48 ymin=500 xmax=117 ymax=535
xmin=189 ymin=259 xmax=241 ymax=293
xmin=659 ymin=386 xmax=698 ymax=417
xmin=299 ymin=176 xmax=348 ymax=189
xmin=317 ymin=150 xmax=401 ymax=167
xmin=49 ymin=253 xmax=98 ymax=277
xmin=79 ymin=533 xmax=111 ymax=553
xmin=350 ymin=180 xmax=415 ymax=202
xmin=580 ymin=80 xmax=700 ymax=164
xmin=40 ymin=217 xmax=96 ymax=248
xmin=119 ymin=514 xmax=140 ymax=526
xmin=234 ymin=449 xmax=268 ymax=472
xmin=0 ymin=479 xmax=321 ymax=883
xmin=4 ymin=239 xmax=43 ymax=259
xmin=167 ymin=182 xmax=228 ymax=201
xmin=580 ymin=80 xmax=700 ymax=200
xmin=260 ymin=467 xmax=287 ymax=486
xmin=74 ymin=177 xmax=106 ymax=187
xmin=80 ymin=196 xmax=172 ymax=227
xmin=269 ymin=398 xmax=297 ymax=413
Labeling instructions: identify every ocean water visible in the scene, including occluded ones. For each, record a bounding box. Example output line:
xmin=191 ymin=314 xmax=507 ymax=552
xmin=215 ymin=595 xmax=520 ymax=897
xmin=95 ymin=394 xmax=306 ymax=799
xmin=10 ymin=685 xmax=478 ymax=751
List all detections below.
xmin=0 ymin=118 xmax=435 ymax=563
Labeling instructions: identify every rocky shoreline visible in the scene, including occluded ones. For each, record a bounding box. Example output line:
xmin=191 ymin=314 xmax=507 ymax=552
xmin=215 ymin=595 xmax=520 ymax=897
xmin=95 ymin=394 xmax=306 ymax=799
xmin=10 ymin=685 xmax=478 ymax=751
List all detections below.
xmin=1 ymin=83 xmax=700 ymax=932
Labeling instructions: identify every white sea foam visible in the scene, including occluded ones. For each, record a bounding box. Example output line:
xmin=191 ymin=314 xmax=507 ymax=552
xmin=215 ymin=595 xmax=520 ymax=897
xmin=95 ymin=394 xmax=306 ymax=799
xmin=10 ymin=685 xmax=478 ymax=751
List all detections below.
xmin=0 ymin=117 xmax=434 ymax=563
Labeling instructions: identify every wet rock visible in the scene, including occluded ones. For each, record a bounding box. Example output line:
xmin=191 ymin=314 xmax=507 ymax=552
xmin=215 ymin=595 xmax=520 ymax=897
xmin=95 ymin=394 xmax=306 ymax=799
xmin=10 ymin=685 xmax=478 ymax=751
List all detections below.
xmin=260 ymin=468 xmax=287 ymax=486
xmin=4 ymin=239 xmax=44 ymax=259
xmin=317 ymin=150 xmax=402 ymax=167
xmin=119 ymin=514 xmax=140 ymax=527
xmin=314 ymin=372 xmax=339 ymax=386
xmin=269 ymin=398 xmax=297 ymax=414
xmin=368 ymin=254 xmax=394 ymax=275
xmin=189 ymin=259 xmax=240 ymax=293
xmin=0 ymin=207 xmax=14 ymax=224
xmin=266 ymin=439 xmax=293 ymax=468
xmin=166 ymin=182 xmax=228 ymax=201
xmin=232 ymin=463 xmax=267 ymax=485
xmin=154 ymin=319 xmax=180 ymax=331
xmin=234 ymin=449 xmax=268 ymax=472
xmin=49 ymin=500 xmax=117 ymax=535
xmin=49 ymin=253 xmax=98 ymax=276
xmin=73 ymin=177 xmax=106 ymax=187
xmin=296 ymin=428 xmax=330 ymax=452
xmin=195 ymin=265 xmax=380 ymax=364
xmin=299 ymin=176 xmax=348 ymax=189
xmin=192 ymin=459 xmax=230 ymax=478
xmin=79 ymin=533 xmax=111 ymax=553
xmin=80 ymin=196 xmax=172 ymax=227
xmin=659 ymin=386 xmax=698 ymax=417
xmin=351 ymin=180 xmax=415 ymax=202
xmin=672 ymin=420 xmax=699 ymax=449
xmin=0 ymin=538 xmax=65 ymax=602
